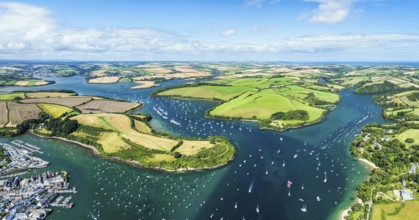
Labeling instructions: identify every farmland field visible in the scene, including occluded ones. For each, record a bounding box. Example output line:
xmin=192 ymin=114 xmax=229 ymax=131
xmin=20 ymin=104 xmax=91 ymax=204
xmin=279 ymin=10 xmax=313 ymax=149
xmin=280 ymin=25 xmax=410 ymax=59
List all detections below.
xmin=37 ymin=103 xmax=74 ymax=118
xmin=157 ymin=85 xmax=252 ymax=101
xmin=0 ymin=102 xmax=8 ymax=127
xmin=372 ymin=201 xmax=419 ymax=220
xmin=175 ymin=141 xmax=214 ymax=156
xmin=0 ymin=92 xmax=25 ymax=101
xmin=158 ymin=76 xmax=336 ymax=130
xmin=77 ymin=100 xmax=141 ymax=113
xmin=71 ymin=114 xmax=179 ymax=152
xmin=14 ymin=80 xmax=49 ymax=86
xmin=6 ymin=102 xmax=42 ymax=127
xmin=21 ymin=97 xmax=93 ymax=107
xmin=133 ymin=120 xmax=152 ymax=134
xmin=70 ymin=113 xmax=228 ymax=166
xmin=394 ymin=129 xmax=419 ymax=148
xmin=209 ymin=90 xmax=292 ymax=119
xmin=388 ymin=90 xmax=419 ymax=107
xmin=88 ymin=76 xmax=120 ymax=84
xmin=26 ymin=92 xmax=76 ymax=98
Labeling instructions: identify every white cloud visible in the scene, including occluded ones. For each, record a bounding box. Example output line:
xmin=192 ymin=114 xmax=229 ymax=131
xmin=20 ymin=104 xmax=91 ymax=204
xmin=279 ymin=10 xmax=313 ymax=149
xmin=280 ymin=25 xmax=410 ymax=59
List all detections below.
xmin=304 ymin=0 xmax=356 ymax=24
xmin=0 ymin=2 xmax=419 ymax=61
xmin=244 ymin=0 xmax=265 ymax=7
xmin=221 ymin=29 xmax=237 ymax=36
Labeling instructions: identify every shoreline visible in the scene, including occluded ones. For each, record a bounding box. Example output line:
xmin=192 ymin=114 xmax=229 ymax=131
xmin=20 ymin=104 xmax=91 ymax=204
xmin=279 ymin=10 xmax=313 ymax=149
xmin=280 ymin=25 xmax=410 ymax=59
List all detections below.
xmin=340 ymin=198 xmax=363 ymax=220
xmin=358 ymin=158 xmax=379 ymax=169
xmin=30 ymin=131 xmax=101 ymax=156
xmin=29 ymin=131 xmax=233 ymax=173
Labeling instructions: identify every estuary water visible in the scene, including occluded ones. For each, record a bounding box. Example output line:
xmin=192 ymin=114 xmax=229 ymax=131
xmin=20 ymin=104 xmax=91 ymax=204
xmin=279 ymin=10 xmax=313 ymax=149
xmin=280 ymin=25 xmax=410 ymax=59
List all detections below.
xmin=0 ymin=76 xmax=387 ymax=220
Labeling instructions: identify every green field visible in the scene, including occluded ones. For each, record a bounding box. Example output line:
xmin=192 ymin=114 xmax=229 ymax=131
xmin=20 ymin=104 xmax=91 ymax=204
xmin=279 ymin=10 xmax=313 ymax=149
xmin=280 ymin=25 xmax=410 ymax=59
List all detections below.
xmin=372 ymin=201 xmax=419 ymax=220
xmin=158 ymin=77 xmax=337 ymax=130
xmin=158 ymin=85 xmax=253 ymax=101
xmin=0 ymin=92 xmax=25 ymax=101
xmin=394 ymin=129 xmax=418 ymax=147
xmin=37 ymin=103 xmax=74 ymax=118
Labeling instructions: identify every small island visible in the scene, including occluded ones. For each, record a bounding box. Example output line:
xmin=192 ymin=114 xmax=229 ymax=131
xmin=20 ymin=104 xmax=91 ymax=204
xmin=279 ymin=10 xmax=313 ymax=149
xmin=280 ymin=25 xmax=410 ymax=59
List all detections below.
xmin=0 ymin=91 xmax=235 ymax=172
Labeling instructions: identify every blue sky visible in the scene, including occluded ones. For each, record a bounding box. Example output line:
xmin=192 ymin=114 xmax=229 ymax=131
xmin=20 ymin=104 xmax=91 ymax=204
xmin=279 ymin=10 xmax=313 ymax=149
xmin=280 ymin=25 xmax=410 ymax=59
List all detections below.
xmin=1 ymin=0 xmax=419 ymax=61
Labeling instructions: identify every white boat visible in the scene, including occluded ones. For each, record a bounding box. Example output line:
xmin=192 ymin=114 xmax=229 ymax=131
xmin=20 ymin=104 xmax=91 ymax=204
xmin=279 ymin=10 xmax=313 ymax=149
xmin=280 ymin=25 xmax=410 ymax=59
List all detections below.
xmin=293 ymin=154 xmax=298 ymax=158
xmin=282 ymin=160 xmax=286 ymax=167
xmin=324 ymin=171 xmax=327 ymax=183
xmin=170 ymin=119 xmax=181 ymax=126
xmin=234 ymin=202 xmax=238 ymax=209
xmin=301 ymin=184 xmax=304 ymax=190
xmin=256 ymin=204 xmax=260 ymax=213
xmin=301 ymin=204 xmax=307 ymax=212
xmin=280 ymin=137 xmax=283 ymax=141
xmin=288 ymin=190 xmax=291 ymax=197
xmin=316 ymin=196 xmax=321 ymax=202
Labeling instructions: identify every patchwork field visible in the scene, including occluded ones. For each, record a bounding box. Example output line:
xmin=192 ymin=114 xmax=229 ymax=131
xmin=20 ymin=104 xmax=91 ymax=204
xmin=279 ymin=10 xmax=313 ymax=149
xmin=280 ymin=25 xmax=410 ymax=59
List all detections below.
xmin=69 ymin=113 xmax=234 ymax=170
xmin=372 ymin=201 xmax=419 ymax=220
xmin=71 ymin=114 xmax=179 ymax=152
xmin=0 ymin=102 xmax=8 ymax=127
xmin=77 ymin=100 xmax=141 ymax=113
xmin=21 ymin=97 xmax=93 ymax=107
xmin=37 ymin=103 xmax=74 ymax=118
xmin=88 ymin=76 xmax=120 ymax=84
xmin=6 ymin=102 xmax=42 ymax=127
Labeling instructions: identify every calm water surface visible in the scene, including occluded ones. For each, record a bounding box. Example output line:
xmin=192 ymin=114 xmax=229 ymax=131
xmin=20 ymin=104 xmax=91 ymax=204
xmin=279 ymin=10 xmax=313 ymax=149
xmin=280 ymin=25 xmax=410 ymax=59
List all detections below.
xmin=0 ymin=76 xmax=387 ymax=219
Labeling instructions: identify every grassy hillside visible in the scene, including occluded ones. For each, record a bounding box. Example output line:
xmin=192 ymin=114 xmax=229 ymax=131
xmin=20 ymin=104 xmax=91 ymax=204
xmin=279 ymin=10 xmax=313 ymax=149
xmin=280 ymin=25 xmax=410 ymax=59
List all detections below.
xmin=157 ymin=77 xmax=338 ymax=130
xmin=0 ymin=90 xmax=235 ymax=171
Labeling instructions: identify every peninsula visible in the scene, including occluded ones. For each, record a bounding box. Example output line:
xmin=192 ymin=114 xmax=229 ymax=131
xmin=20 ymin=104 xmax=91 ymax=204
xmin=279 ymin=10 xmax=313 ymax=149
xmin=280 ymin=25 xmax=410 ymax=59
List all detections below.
xmin=0 ymin=90 xmax=235 ymax=172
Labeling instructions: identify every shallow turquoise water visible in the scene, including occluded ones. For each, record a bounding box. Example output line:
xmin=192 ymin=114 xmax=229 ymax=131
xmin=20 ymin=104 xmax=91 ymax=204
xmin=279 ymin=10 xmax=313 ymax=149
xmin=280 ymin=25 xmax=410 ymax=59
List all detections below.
xmin=0 ymin=76 xmax=387 ymax=219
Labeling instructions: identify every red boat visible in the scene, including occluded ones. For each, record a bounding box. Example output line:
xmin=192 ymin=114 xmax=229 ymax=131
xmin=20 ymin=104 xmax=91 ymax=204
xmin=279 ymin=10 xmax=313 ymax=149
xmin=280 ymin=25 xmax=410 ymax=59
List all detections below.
xmin=287 ymin=180 xmax=292 ymax=188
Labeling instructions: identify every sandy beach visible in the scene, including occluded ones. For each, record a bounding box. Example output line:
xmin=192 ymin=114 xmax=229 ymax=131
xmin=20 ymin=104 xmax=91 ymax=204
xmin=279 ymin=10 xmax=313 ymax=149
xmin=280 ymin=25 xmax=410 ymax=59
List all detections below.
xmin=359 ymin=158 xmax=379 ymax=169
xmin=340 ymin=198 xmax=363 ymax=220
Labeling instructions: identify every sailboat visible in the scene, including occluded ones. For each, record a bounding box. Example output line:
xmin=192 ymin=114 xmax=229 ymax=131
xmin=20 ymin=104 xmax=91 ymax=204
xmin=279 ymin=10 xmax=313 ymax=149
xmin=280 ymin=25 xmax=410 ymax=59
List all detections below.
xmin=301 ymin=204 xmax=307 ymax=212
xmin=324 ymin=171 xmax=327 ymax=183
